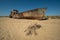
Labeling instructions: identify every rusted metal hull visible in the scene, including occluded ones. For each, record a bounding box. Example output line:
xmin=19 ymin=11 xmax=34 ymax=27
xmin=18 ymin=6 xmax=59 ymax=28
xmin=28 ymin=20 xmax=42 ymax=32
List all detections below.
xmin=9 ymin=8 xmax=47 ymax=20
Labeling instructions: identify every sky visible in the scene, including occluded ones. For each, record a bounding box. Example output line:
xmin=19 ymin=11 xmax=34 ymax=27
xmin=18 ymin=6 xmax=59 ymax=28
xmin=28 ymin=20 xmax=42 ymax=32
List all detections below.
xmin=0 ymin=0 xmax=60 ymax=16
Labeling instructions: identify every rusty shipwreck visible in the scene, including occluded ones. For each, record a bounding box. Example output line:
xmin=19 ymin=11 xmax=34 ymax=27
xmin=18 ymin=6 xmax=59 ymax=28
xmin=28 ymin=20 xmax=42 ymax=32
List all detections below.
xmin=9 ymin=8 xmax=47 ymax=20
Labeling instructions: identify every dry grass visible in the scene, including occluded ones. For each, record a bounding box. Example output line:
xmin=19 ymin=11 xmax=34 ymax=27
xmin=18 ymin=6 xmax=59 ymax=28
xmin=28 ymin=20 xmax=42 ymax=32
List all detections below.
xmin=46 ymin=16 xmax=60 ymax=19
xmin=0 ymin=17 xmax=60 ymax=40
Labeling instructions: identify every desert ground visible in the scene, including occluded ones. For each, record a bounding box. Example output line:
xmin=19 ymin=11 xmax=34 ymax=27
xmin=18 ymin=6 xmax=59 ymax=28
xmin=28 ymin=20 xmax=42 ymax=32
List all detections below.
xmin=0 ymin=17 xmax=60 ymax=40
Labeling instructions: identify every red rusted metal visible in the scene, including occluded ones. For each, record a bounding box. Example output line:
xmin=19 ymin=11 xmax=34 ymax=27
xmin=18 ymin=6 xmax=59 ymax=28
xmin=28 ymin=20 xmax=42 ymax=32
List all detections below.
xmin=9 ymin=8 xmax=47 ymax=20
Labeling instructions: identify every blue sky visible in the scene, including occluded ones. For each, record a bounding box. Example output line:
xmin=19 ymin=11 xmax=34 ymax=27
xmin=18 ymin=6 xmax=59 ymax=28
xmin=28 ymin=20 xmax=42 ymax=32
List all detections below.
xmin=0 ymin=0 xmax=60 ymax=16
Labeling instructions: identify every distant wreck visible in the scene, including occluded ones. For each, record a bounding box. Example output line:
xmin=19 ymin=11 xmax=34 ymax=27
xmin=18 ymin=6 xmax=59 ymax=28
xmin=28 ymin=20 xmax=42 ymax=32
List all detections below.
xmin=9 ymin=8 xmax=47 ymax=20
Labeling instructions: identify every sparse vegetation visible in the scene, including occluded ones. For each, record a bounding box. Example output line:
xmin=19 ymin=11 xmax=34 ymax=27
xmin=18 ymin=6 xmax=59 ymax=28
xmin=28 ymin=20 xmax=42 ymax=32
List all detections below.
xmin=46 ymin=16 xmax=60 ymax=19
xmin=24 ymin=24 xmax=41 ymax=35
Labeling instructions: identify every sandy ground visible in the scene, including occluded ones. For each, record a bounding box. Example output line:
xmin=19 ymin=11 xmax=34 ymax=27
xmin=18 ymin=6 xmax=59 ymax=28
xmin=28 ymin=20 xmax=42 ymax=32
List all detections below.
xmin=0 ymin=17 xmax=60 ymax=40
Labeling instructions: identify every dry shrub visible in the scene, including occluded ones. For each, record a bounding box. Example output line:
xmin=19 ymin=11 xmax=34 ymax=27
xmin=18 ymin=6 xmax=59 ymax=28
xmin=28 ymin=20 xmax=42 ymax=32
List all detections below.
xmin=24 ymin=24 xmax=41 ymax=35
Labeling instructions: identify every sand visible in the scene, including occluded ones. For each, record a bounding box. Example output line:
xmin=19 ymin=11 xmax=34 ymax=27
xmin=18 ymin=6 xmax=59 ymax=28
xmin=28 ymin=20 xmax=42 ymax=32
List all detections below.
xmin=0 ymin=17 xmax=60 ymax=40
